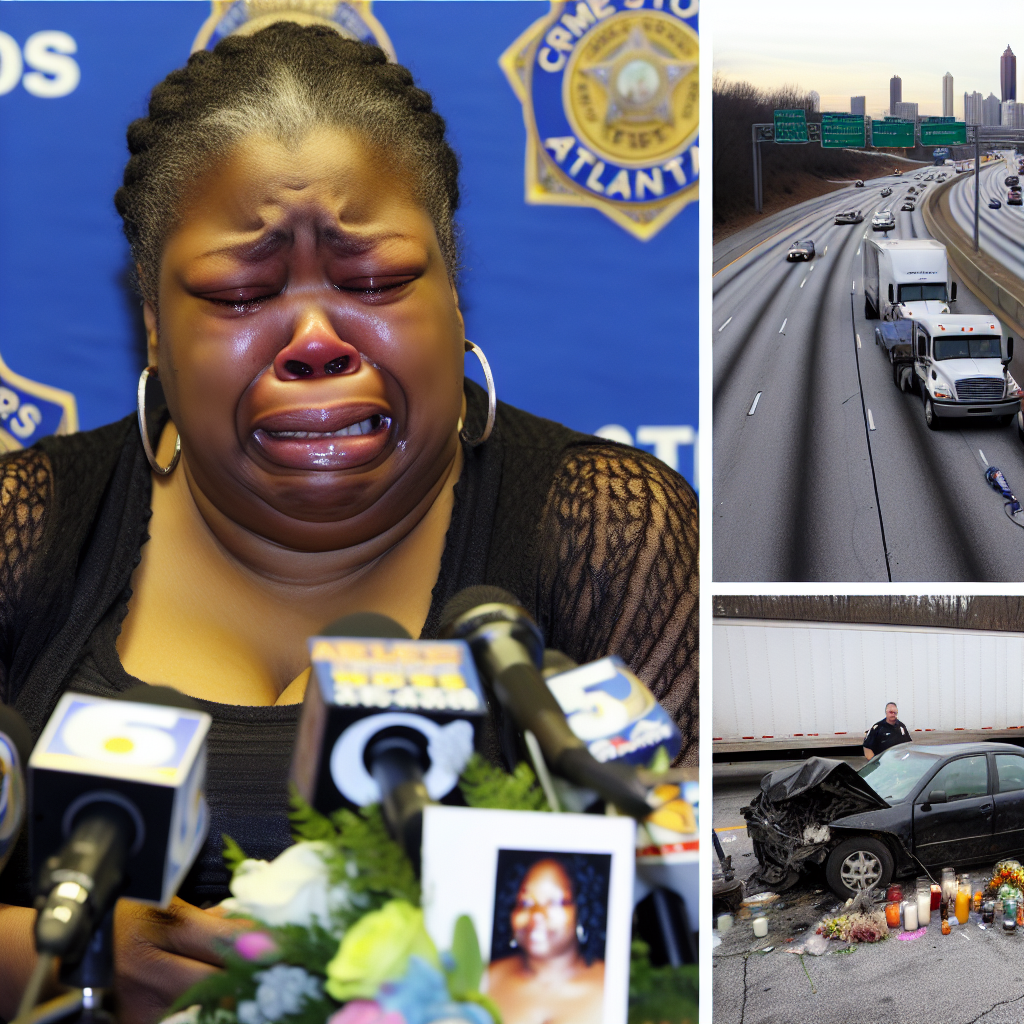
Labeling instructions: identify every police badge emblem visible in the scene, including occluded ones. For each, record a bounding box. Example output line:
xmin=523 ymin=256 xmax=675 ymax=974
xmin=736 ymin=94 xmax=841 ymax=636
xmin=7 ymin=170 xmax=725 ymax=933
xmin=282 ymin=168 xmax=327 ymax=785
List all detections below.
xmin=0 ymin=351 xmax=78 ymax=455
xmin=193 ymin=0 xmax=395 ymax=58
xmin=501 ymin=0 xmax=698 ymax=240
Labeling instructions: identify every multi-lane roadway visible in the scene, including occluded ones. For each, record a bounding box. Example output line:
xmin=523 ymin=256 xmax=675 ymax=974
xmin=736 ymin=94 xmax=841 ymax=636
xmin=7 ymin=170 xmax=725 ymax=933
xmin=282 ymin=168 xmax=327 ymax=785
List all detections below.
xmin=713 ymin=167 xmax=1024 ymax=582
xmin=948 ymin=153 xmax=1024 ymax=279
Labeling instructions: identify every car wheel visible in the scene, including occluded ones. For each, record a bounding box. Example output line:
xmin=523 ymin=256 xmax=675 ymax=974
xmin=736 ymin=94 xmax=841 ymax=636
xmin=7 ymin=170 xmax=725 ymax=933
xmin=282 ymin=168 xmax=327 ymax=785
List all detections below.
xmin=825 ymin=837 xmax=894 ymax=900
xmin=924 ymin=396 xmax=941 ymax=430
xmin=1018 ymin=410 xmax=1024 ymax=443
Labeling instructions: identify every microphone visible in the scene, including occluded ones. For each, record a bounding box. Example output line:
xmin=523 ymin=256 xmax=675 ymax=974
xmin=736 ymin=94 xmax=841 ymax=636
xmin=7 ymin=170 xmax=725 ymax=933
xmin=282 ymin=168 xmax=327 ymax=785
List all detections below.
xmin=437 ymin=587 xmax=650 ymax=819
xmin=0 ymin=705 xmax=33 ymax=878
xmin=291 ymin=613 xmax=488 ymax=868
xmin=27 ymin=688 xmax=212 ymax=966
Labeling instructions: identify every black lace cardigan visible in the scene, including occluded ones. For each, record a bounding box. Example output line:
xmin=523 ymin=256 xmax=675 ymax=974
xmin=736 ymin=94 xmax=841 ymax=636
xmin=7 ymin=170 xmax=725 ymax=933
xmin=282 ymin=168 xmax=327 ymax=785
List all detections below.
xmin=0 ymin=383 xmax=698 ymax=907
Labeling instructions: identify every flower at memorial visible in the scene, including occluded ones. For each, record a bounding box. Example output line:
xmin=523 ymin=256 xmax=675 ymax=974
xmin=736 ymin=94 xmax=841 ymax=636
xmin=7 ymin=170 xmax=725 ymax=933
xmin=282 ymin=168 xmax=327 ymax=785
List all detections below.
xmin=222 ymin=841 xmax=349 ymax=929
xmin=236 ymin=965 xmax=322 ymax=1024
xmin=325 ymin=900 xmax=439 ymax=1002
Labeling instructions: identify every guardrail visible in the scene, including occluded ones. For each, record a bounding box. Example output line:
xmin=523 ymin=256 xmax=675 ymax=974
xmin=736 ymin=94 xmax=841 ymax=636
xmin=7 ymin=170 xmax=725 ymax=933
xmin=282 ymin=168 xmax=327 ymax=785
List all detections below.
xmin=922 ymin=170 xmax=1024 ymax=344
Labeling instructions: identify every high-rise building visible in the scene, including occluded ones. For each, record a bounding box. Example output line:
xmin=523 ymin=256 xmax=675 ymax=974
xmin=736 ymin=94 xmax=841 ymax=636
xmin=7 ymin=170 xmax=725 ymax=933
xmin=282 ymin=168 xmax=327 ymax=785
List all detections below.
xmin=983 ymin=92 xmax=1001 ymax=125
xmin=964 ymin=91 xmax=984 ymax=124
xmin=894 ymin=101 xmax=919 ymax=121
xmin=890 ymin=75 xmax=902 ymax=113
xmin=851 ymin=96 xmax=865 ymax=115
xmin=1002 ymin=100 xmax=1024 ymax=129
xmin=942 ymin=73 xmax=954 ymax=117
xmin=1002 ymin=45 xmax=1017 ymax=101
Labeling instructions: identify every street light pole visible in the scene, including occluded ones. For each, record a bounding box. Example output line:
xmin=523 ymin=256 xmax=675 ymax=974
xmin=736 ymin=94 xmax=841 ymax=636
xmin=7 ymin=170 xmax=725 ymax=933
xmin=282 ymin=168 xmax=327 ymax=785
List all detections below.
xmin=974 ymin=133 xmax=981 ymax=252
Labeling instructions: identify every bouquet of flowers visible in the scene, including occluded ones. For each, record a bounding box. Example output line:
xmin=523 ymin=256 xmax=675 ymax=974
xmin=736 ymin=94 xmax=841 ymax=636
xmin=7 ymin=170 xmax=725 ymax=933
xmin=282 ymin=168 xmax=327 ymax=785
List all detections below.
xmin=987 ymin=859 xmax=1024 ymax=901
xmin=168 ymin=756 xmax=697 ymax=1024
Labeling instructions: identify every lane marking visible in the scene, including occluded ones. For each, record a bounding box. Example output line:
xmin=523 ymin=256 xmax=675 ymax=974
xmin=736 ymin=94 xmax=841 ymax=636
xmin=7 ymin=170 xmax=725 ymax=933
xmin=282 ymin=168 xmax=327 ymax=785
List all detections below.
xmin=823 ymin=245 xmax=828 ymax=254
xmin=856 ymin=333 xmax=861 ymax=348
xmin=852 ymin=280 xmax=856 ymax=293
xmin=979 ymin=449 xmax=989 ymax=468
xmin=868 ymin=409 xmax=876 ymax=430
xmin=748 ymin=391 xmax=762 ymax=416
xmin=779 ymin=319 xmax=787 ymax=333
xmin=718 ymin=316 xmax=733 ymax=332
xmin=809 ymin=263 xmax=816 ymax=271
xmin=857 ymin=246 xmax=861 ymax=255
xmin=800 ymin=277 xmax=807 ymax=288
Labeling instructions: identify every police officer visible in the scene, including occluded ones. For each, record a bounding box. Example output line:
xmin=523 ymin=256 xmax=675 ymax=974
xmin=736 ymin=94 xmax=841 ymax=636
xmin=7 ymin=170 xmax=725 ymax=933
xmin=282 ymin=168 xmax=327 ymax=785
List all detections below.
xmin=863 ymin=703 xmax=912 ymax=760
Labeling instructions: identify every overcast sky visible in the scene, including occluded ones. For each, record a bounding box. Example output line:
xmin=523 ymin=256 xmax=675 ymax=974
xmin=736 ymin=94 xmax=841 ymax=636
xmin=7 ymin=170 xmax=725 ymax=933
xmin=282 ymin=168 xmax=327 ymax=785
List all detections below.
xmin=713 ymin=0 xmax=1018 ymax=118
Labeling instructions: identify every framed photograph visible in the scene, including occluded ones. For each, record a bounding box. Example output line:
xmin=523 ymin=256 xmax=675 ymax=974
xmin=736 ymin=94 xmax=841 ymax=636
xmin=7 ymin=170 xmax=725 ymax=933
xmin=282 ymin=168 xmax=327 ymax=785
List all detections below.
xmin=421 ymin=806 xmax=636 ymax=1024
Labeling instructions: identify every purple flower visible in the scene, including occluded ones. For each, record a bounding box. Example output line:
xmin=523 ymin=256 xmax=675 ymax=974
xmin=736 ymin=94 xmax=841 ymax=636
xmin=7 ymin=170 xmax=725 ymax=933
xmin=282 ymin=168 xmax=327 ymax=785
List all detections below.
xmin=234 ymin=932 xmax=278 ymax=962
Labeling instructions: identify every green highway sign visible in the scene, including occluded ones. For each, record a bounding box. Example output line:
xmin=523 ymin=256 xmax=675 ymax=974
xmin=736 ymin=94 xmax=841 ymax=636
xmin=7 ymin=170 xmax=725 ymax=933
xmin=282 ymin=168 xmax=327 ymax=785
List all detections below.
xmin=922 ymin=116 xmax=955 ymax=123
xmin=920 ymin=121 xmax=967 ymax=145
xmin=773 ymin=108 xmax=809 ymax=143
xmin=871 ymin=118 xmax=915 ymax=148
xmin=821 ymin=112 xmax=865 ymax=148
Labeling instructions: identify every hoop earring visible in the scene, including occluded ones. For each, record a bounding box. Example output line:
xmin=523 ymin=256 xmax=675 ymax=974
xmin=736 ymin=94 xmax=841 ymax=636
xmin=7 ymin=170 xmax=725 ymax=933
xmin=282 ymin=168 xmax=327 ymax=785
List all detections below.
xmin=509 ymin=937 xmax=518 ymax=949
xmin=459 ymin=340 xmax=496 ymax=447
xmin=137 ymin=366 xmax=180 ymax=476
xmin=576 ymin=923 xmax=587 ymax=944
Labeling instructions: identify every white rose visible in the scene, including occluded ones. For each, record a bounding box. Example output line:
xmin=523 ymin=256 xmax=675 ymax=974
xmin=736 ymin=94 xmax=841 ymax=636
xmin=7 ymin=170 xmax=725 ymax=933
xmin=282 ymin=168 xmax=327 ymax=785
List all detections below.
xmin=221 ymin=841 xmax=346 ymax=928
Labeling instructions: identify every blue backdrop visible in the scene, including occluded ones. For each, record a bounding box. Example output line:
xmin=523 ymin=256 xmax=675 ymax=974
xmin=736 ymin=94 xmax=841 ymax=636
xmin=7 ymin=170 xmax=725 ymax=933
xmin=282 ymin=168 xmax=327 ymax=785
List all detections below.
xmin=0 ymin=1 xmax=698 ymax=486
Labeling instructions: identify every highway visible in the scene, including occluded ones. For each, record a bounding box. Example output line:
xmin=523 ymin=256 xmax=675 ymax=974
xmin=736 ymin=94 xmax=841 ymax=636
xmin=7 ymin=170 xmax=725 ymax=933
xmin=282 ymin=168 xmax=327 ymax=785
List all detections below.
xmin=949 ymin=154 xmax=1024 ymax=280
xmin=713 ymin=168 xmax=1024 ymax=582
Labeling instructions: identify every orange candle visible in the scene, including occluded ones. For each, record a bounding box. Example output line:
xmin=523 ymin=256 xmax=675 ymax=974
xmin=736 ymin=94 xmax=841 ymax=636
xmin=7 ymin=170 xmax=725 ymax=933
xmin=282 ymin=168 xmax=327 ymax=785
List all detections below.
xmin=885 ymin=901 xmax=901 ymax=928
xmin=955 ymin=889 xmax=970 ymax=925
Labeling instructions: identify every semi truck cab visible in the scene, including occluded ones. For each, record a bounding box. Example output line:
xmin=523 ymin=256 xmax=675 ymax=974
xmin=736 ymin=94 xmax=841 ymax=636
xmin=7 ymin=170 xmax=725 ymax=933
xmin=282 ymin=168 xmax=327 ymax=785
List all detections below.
xmin=910 ymin=314 xmax=1020 ymax=429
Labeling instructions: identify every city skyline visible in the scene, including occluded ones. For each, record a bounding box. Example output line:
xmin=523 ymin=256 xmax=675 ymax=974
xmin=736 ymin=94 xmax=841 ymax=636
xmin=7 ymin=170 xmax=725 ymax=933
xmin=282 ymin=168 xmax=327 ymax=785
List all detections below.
xmin=714 ymin=0 xmax=1018 ymax=118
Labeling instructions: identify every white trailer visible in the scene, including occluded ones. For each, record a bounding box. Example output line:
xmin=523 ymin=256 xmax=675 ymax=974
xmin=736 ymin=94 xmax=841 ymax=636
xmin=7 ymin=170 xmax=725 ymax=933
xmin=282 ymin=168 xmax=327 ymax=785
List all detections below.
xmin=863 ymin=238 xmax=955 ymax=321
xmin=713 ymin=618 xmax=1024 ymax=754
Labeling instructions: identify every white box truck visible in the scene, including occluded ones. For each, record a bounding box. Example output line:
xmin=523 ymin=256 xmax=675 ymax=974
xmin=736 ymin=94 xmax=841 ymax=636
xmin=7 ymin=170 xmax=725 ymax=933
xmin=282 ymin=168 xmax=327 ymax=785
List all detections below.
xmin=713 ymin=618 xmax=1024 ymax=757
xmin=863 ymin=238 xmax=956 ymax=321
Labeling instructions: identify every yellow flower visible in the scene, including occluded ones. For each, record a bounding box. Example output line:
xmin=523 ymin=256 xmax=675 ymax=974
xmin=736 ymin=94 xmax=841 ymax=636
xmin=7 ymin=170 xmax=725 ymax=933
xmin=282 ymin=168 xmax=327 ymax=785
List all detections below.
xmin=325 ymin=901 xmax=439 ymax=1002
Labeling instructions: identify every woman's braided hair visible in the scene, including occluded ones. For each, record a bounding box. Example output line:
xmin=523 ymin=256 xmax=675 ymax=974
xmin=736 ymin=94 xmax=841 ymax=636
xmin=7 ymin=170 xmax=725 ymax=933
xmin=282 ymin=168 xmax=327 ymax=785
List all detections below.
xmin=115 ymin=21 xmax=461 ymax=302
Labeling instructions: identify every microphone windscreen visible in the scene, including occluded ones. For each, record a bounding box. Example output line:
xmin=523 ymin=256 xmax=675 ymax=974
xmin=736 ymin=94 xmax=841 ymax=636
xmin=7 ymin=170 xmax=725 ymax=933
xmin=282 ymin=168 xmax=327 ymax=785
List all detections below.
xmin=117 ymin=684 xmax=202 ymax=712
xmin=438 ymin=586 xmax=523 ymax=634
xmin=320 ymin=612 xmax=412 ymax=640
xmin=0 ymin=705 xmax=33 ymax=766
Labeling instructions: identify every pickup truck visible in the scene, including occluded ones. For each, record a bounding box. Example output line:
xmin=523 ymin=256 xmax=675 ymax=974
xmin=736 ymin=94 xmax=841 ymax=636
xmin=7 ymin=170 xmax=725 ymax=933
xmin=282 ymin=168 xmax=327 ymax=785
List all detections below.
xmin=876 ymin=314 xmax=1020 ymax=429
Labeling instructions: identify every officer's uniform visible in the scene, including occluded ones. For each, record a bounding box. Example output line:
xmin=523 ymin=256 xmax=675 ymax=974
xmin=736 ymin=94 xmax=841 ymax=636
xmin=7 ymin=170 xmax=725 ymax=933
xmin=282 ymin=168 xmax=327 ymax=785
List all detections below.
xmin=864 ymin=717 xmax=912 ymax=756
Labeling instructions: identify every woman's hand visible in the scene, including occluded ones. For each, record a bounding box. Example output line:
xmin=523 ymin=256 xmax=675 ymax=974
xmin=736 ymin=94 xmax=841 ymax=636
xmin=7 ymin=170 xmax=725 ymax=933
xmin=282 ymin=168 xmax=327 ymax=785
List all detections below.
xmin=114 ymin=897 xmax=251 ymax=1024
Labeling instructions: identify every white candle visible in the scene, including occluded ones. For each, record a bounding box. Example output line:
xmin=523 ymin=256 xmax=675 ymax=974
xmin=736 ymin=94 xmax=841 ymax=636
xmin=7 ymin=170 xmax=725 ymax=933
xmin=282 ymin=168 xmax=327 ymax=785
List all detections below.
xmin=904 ymin=900 xmax=918 ymax=931
xmin=717 ymin=914 xmax=733 ymax=931
xmin=917 ymin=889 xmax=931 ymax=926
xmin=753 ymin=916 xmax=768 ymax=938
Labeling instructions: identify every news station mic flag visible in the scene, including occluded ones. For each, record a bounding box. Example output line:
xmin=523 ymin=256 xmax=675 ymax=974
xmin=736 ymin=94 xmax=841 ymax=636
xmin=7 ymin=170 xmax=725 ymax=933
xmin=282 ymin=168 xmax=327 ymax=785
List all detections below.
xmin=0 ymin=1 xmax=697 ymax=488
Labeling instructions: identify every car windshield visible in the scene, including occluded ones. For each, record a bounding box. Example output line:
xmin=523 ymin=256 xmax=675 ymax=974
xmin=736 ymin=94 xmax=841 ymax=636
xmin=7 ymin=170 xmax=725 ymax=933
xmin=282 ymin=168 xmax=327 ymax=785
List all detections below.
xmin=898 ymin=284 xmax=947 ymax=302
xmin=933 ymin=334 xmax=1002 ymax=360
xmin=859 ymin=747 xmax=941 ymax=802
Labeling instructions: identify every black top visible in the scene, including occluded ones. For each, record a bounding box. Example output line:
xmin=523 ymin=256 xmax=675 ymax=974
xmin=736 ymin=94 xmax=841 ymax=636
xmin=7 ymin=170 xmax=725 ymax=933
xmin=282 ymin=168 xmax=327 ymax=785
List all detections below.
xmin=864 ymin=717 xmax=912 ymax=756
xmin=0 ymin=382 xmax=698 ymax=907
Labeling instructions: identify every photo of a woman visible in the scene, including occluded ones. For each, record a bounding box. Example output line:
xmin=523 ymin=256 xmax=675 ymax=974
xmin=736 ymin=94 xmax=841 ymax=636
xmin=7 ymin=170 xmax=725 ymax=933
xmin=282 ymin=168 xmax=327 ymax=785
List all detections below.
xmin=484 ymin=850 xmax=611 ymax=1024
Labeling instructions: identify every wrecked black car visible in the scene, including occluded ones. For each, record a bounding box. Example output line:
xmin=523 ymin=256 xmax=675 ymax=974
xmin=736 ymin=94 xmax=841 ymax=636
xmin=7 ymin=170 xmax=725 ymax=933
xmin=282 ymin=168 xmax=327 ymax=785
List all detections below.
xmin=742 ymin=743 xmax=1024 ymax=899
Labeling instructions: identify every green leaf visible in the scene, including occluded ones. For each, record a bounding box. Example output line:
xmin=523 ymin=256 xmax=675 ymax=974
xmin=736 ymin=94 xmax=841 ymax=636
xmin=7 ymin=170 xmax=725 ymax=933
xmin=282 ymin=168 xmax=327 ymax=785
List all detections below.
xmin=459 ymin=753 xmax=550 ymax=811
xmin=628 ymin=941 xmax=699 ymax=1024
xmin=288 ymin=787 xmax=340 ymax=843
xmin=330 ymin=804 xmax=420 ymax=907
xmin=446 ymin=915 xmax=484 ymax=997
xmin=221 ymin=834 xmax=249 ymax=877
xmin=461 ymin=990 xmax=503 ymax=1024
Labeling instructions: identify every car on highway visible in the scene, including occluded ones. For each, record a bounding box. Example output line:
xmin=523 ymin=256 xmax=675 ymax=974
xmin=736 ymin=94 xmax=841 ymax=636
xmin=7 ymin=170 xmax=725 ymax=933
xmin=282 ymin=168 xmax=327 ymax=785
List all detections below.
xmin=924 ymin=174 xmax=934 ymax=180
xmin=854 ymin=180 xmax=864 ymax=187
xmin=742 ymin=742 xmax=1024 ymax=898
xmin=880 ymin=187 xmax=893 ymax=197
xmin=907 ymin=187 xmax=917 ymax=194
xmin=901 ymin=201 xmax=915 ymax=211
xmin=871 ymin=212 xmax=896 ymax=231
xmin=834 ymin=209 xmax=863 ymax=224
xmin=1009 ymin=191 xmax=1023 ymax=206
xmin=1005 ymin=175 xmax=1019 ymax=187
xmin=990 ymin=198 xmax=1003 ymax=209
xmin=893 ymin=168 xmax=902 ymax=175
xmin=786 ymin=239 xmax=815 ymax=261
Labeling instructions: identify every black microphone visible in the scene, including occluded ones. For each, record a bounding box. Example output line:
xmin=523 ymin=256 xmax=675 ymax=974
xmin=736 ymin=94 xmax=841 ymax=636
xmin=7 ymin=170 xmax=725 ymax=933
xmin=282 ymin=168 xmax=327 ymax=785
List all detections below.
xmin=0 ymin=705 xmax=33 ymax=878
xmin=28 ymin=688 xmax=212 ymax=964
xmin=291 ymin=613 xmax=489 ymax=871
xmin=437 ymin=586 xmax=651 ymax=819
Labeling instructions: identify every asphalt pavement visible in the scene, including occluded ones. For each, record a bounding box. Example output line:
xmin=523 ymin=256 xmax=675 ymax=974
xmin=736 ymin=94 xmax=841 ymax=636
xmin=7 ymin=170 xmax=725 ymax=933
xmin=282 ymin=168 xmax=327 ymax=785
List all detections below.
xmin=949 ymin=154 xmax=1024 ymax=279
xmin=713 ymin=168 xmax=1024 ymax=581
xmin=713 ymin=764 xmax=1024 ymax=1023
